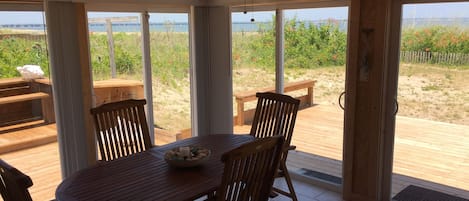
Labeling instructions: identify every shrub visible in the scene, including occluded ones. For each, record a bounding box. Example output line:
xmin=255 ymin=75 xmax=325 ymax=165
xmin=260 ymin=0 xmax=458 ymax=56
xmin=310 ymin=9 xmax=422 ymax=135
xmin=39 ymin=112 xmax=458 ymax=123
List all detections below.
xmin=0 ymin=37 xmax=49 ymax=78
xmin=240 ymin=18 xmax=348 ymax=70
xmin=401 ymin=26 xmax=469 ymax=53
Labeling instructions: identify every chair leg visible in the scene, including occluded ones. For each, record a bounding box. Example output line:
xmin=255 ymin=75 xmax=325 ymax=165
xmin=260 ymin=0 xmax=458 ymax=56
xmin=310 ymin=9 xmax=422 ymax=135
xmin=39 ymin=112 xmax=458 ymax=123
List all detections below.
xmin=271 ymin=161 xmax=298 ymax=201
xmin=205 ymin=190 xmax=216 ymax=201
xmin=269 ymin=191 xmax=279 ymax=198
xmin=282 ymin=162 xmax=298 ymax=201
xmin=272 ymin=161 xmax=298 ymax=201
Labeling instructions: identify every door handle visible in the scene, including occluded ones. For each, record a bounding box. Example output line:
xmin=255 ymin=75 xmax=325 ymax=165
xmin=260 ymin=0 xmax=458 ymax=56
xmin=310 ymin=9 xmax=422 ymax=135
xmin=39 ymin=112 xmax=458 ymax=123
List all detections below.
xmin=339 ymin=91 xmax=345 ymax=110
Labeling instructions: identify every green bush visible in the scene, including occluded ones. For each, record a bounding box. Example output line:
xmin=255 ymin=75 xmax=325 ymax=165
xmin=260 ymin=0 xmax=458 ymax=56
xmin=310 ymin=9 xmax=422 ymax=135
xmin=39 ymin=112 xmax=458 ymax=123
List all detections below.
xmin=0 ymin=37 xmax=49 ymax=78
xmin=2 ymin=23 xmax=469 ymax=79
xmin=150 ymin=32 xmax=190 ymax=86
xmin=401 ymin=26 xmax=469 ymax=53
xmin=240 ymin=18 xmax=347 ymax=70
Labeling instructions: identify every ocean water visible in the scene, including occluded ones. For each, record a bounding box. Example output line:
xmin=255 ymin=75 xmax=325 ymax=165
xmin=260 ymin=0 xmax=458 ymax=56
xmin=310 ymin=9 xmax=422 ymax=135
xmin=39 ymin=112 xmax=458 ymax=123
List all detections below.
xmin=1 ymin=20 xmax=346 ymax=33
xmin=1 ymin=18 xmax=468 ymax=33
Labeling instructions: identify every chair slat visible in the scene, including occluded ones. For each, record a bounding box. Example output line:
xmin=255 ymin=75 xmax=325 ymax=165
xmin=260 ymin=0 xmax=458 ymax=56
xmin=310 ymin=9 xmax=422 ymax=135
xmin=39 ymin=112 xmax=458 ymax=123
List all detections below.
xmin=109 ymin=110 xmax=121 ymax=160
xmin=123 ymin=107 xmax=136 ymax=154
xmin=119 ymin=108 xmax=131 ymax=156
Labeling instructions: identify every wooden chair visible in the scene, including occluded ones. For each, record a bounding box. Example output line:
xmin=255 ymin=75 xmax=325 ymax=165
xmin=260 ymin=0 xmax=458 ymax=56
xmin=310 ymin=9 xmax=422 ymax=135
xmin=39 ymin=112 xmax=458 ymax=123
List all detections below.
xmin=90 ymin=99 xmax=152 ymax=161
xmin=0 ymin=159 xmax=33 ymax=201
xmin=216 ymin=136 xmax=284 ymax=201
xmin=250 ymin=92 xmax=300 ymax=201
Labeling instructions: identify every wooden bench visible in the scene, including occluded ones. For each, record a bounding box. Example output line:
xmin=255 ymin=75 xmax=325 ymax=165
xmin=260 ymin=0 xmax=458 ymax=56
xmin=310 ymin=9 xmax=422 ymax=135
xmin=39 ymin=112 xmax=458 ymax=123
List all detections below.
xmin=0 ymin=92 xmax=49 ymax=105
xmin=0 ymin=78 xmax=54 ymax=125
xmin=234 ymin=80 xmax=316 ymax=125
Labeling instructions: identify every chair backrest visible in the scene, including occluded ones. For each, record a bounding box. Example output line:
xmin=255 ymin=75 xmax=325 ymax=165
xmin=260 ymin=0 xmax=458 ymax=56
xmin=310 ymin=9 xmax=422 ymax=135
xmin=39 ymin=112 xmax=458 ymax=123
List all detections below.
xmin=90 ymin=99 xmax=152 ymax=161
xmin=217 ymin=136 xmax=284 ymax=201
xmin=250 ymin=92 xmax=300 ymax=146
xmin=0 ymin=159 xmax=33 ymax=201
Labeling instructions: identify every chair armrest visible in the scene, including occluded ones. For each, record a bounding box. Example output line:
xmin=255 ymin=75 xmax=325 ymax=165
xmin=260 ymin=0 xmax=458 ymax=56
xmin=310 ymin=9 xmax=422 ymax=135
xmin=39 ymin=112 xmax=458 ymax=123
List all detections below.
xmin=282 ymin=145 xmax=296 ymax=153
xmin=236 ymin=133 xmax=251 ymax=136
xmin=288 ymin=145 xmax=296 ymax=151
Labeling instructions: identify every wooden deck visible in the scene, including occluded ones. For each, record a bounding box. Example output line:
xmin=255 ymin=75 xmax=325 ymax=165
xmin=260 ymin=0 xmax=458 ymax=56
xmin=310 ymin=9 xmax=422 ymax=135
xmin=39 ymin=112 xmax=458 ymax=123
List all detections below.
xmin=277 ymin=105 xmax=469 ymax=199
xmin=0 ymin=105 xmax=468 ymax=200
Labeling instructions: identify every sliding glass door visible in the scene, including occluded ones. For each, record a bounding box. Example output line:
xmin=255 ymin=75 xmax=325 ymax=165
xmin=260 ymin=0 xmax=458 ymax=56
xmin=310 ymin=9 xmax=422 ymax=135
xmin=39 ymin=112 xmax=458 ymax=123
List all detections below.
xmin=148 ymin=13 xmax=191 ymax=145
xmin=282 ymin=7 xmax=348 ymax=187
xmin=231 ymin=6 xmax=350 ymax=191
xmin=391 ymin=2 xmax=469 ymax=200
xmin=231 ymin=11 xmax=276 ymax=132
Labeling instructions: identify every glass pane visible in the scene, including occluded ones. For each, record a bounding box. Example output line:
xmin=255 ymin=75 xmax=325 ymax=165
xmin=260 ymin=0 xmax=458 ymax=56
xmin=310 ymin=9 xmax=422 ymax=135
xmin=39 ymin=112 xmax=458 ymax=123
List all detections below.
xmin=231 ymin=7 xmax=349 ymax=187
xmin=232 ymin=11 xmax=276 ymax=129
xmin=87 ymin=12 xmax=144 ymax=106
xmin=0 ymin=12 xmax=49 ymax=79
xmin=0 ymin=11 xmax=51 ymax=124
xmin=283 ymin=7 xmax=348 ymax=184
xmin=0 ymin=11 xmax=58 ymax=201
xmin=149 ymin=13 xmax=191 ymax=145
xmin=393 ymin=2 xmax=469 ymax=199
xmin=88 ymin=12 xmax=143 ymax=81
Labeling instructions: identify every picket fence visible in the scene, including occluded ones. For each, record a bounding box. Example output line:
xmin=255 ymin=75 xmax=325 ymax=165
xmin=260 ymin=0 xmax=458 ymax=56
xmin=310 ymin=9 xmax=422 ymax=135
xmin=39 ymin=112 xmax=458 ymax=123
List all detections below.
xmin=400 ymin=51 xmax=469 ymax=65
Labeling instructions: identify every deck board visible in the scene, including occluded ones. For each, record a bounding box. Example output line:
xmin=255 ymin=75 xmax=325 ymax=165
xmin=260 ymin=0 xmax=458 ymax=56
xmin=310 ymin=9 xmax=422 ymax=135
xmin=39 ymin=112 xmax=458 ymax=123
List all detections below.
xmin=0 ymin=121 xmax=56 ymax=153
xmin=1 ymin=142 xmax=60 ymax=201
xmin=0 ymin=104 xmax=468 ymax=200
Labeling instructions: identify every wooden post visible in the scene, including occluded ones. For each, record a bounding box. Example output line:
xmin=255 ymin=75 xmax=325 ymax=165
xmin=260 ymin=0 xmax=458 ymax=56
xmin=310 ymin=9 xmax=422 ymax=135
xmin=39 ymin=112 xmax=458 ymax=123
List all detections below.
xmin=275 ymin=9 xmax=284 ymax=94
xmin=105 ymin=19 xmax=116 ymax=78
xmin=88 ymin=16 xmax=138 ymax=79
xmin=307 ymin=85 xmax=314 ymax=105
xmin=236 ymin=98 xmax=244 ymax=125
xmin=40 ymin=96 xmax=50 ymax=123
xmin=140 ymin=11 xmax=155 ymax=144
xmin=343 ymin=0 xmax=400 ymax=200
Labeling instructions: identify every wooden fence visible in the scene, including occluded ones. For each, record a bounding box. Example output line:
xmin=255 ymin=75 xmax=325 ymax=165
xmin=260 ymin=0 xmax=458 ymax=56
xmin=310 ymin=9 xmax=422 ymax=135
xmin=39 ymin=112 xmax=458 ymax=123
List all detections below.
xmin=400 ymin=51 xmax=469 ymax=65
xmin=0 ymin=33 xmax=45 ymax=41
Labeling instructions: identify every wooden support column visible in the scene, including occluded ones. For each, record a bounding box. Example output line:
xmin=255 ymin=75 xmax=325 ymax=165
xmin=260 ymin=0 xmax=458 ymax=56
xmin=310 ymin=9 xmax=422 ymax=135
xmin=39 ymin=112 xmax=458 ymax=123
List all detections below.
xmin=190 ymin=6 xmax=233 ymax=136
xmin=45 ymin=1 xmax=96 ymax=178
xmin=343 ymin=0 xmax=397 ymax=200
xmin=275 ymin=9 xmax=284 ymax=94
xmin=141 ymin=12 xmax=155 ymax=144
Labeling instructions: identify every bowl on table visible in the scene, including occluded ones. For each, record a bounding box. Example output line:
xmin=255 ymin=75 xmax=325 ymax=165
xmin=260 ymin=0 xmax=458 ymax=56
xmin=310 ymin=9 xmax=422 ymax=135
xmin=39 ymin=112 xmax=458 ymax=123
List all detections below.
xmin=164 ymin=146 xmax=211 ymax=168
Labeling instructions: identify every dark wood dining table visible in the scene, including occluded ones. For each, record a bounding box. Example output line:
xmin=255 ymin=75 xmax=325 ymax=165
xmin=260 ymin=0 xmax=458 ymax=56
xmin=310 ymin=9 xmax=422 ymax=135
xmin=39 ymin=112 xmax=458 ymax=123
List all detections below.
xmin=55 ymin=134 xmax=255 ymax=201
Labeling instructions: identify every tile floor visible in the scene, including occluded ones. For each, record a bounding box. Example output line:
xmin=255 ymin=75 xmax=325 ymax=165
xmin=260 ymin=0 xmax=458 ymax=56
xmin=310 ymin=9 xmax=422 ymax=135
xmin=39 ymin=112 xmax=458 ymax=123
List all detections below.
xmin=195 ymin=178 xmax=342 ymax=201
xmin=270 ymin=178 xmax=342 ymax=201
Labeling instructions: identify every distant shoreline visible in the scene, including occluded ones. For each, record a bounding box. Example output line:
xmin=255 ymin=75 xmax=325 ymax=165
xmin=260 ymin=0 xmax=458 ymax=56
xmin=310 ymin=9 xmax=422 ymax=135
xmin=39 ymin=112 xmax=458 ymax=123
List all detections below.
xmin=1 ymin=18 xmax=469 ymax=33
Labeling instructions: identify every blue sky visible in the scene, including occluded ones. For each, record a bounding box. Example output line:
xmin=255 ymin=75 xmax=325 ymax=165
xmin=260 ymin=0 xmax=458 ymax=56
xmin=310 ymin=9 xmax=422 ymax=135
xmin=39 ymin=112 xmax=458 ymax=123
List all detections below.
xmin=1 ymin=2 xmax=469 ymax=24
